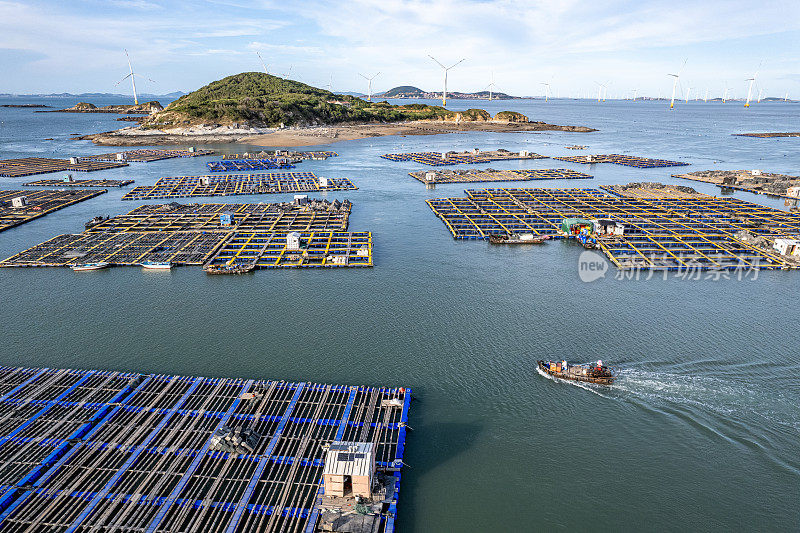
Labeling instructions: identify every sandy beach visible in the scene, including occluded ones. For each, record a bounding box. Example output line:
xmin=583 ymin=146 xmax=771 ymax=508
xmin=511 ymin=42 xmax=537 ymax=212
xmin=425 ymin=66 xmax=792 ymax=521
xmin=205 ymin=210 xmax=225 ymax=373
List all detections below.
xmin=77 ymin=120 xmax=596 ymax=146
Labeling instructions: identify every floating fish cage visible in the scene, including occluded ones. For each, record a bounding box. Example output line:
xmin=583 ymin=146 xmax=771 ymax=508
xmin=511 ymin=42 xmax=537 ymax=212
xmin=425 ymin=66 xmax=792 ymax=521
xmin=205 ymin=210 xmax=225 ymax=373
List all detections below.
xmin=0 ymin=158 xmax=128 ymax=178
xmin=221 ymin=151 xmax=338 ymax=161
xmin=0 ymin=366 xmax=409 ymax=532
xmin=552 ymin=154 xmax=688 ymax=168
xmin=121 ymin=173 xmax=357 ymax=201
xmin=0 ymin=200 xmax=373 ymax=270
xmin=409 ymin=168 xmax=592 ymax=184
xmin=22 ymin=178 xmax=134 ymax=188
xmin=380 ymin=150 xmax=547 ymax=167
xmin=426 ymin=187 xmax=800 ymax=270
xmin=0 ymin=189 xmax=107 ymax=233
xmin=207 ymin=160 xmax=296 ymax=172
xmin=82 ymin=149 xmax=214 ymax=163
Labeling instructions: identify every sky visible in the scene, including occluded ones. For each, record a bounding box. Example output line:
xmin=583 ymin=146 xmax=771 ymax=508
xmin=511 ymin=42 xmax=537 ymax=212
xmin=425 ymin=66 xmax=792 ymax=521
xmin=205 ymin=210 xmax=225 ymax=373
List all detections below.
xmin=1 ymin=0 xmax=800 ymax=99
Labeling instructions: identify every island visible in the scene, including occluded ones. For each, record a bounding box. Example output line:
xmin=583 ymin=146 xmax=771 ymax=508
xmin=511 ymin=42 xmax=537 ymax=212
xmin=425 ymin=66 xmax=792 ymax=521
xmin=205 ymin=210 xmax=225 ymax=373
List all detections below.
xmin=77 ymin=72 xmax=596 ymax=146
xmin=43 ymin=101 xmax=164 ymax=114
xmin=379 ymin=85 xmax=518 ymax=100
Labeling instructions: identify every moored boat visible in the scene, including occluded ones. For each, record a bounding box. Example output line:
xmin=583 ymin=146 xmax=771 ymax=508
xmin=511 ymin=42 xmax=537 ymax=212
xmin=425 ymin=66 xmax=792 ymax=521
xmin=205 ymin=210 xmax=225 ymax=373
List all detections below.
xmin=70 ymin=262 xmax=109 ymax=271
xmin=141 ymin=261 xmax=172 ymax=270
xmin=537 ymin=359 xmax=615 ymax=385
xmin=489 ymin=233 xmax=550 ymax=244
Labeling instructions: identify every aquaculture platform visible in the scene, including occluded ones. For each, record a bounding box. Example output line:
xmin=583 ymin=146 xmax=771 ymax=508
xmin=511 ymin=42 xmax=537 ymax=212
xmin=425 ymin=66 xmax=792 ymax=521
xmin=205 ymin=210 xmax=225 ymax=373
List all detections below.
xmin=0 ymin=366 xmax=410 ymax=532
xmin=89 ymin=200 xmax=353 ymax=233
xmin=553 ymin=154 xmax=688 ymax=168
xmin=409 ymin=168 xmax=592 ymax=184
xmin=121 ymin=173 xmax=357 ymax=201
xmin=23 ymin=178 xmax=134 ymax=188
xmin=0 ymin=189 xmax=106 ymax=233
xmin=207 ymin=160 xmax=296 ymax=172
xmin=381 ymin=149 xmax=546 ymax=166
xmin=673 ymin=170 xmax=800 ymax=199
xmin=427 ymin=186 xmax=800 ymax=270
xmin=1 ymin=199 xmax=373 ymax=270
xmin=0 ymin=158 xmax=127 ymax=178
xmin=82 ymin=148 xmax=214 ymax=162
xmin=221 ymin=151 xmax=338 ymax=161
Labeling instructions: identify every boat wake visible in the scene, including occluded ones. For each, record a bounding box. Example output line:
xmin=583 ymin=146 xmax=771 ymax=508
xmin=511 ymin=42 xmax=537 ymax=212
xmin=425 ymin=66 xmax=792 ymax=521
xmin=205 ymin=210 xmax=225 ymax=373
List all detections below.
xmin=535 ymin=366 xmax=611 ymax=398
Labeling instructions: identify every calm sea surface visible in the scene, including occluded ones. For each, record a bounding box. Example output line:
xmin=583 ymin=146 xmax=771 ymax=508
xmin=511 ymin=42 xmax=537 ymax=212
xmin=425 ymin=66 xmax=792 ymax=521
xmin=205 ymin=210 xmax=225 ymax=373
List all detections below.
xmin=0 ymin=95 xmax=798 ymax=531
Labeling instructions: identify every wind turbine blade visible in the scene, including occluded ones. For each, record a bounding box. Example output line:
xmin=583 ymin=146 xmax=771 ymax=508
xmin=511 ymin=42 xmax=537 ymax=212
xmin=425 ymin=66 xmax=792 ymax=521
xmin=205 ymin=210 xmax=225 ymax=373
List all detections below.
xmin=114 ymin=73 xmax=133 ymax=86
xmin=428 ymin=55 xmax=446 ymax=69
xmin=447 ymin=58 xmax=466 ymax=70
xmin=359 ymin=74 xmax=368 ymax=80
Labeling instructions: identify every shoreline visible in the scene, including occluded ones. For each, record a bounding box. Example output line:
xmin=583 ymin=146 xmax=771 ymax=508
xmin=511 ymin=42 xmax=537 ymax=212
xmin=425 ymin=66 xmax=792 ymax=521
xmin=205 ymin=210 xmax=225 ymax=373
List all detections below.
xmin=76 ymin=120 xmax=597 ymax=147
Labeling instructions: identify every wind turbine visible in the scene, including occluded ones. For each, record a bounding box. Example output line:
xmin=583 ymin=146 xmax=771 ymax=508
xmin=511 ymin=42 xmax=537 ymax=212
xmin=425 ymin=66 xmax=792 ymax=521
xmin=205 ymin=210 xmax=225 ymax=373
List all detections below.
xmin=744 ymin=63 xmax=761 ymax=108
xmin=115 ymin=49 xmax=153 ymax=105
xmin=285 ymin=65 xmax=293 ymax=78
xmin=326 ymin=74 xmax=333 ymax=92
xmin=632 ymin=88 xmax=639 ymax=101
xmin=757 ymin=87 xmax=764 ymax=103
xmin=704 ymin=88 xmax=709 ymax=102
xmin=595 ymin=82 xmax=605 ymax=102
xmin=359 ymin=72 xmax=380 ymax=102
xmin=785 ymin=91 xmax=790 ymax=102
xmin=428 ymin=55 xmax=465 ymax=106
xmin=541 ymin=82 xmax=551 ymax=102
xmin=668 ymin=59 xmax=687 ymax=109
xmin=685 ymin=87 xmax=692 ymax=103
xmin=256 ymin=52 xmax=268 ymax=75
xmin=486 ymin=72 xmax=498 ymax=100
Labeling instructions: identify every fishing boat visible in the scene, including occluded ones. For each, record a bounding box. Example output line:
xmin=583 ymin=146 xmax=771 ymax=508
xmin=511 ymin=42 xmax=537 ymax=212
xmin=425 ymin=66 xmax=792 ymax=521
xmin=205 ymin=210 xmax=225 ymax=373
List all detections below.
xmin=70 ymin=262 xmax=109 ymax=271
xmin=489 ymin=233 xmax=550 ymax=245
xmin=537 ymin=359 xmax=615 ymax=385
xmin=84 ymin=215 xmax=109 ymax=229
xmin=140 ymin=261 xmax=172 ymax=270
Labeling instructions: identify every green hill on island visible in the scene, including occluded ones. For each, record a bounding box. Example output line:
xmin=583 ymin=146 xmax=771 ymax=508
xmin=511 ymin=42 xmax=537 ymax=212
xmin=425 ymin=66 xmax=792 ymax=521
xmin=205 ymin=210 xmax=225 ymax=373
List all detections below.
xmin=382 ymin=86 xmax=426 ymax=97
xmin=145 ymin=72 xmax=457 ymax=128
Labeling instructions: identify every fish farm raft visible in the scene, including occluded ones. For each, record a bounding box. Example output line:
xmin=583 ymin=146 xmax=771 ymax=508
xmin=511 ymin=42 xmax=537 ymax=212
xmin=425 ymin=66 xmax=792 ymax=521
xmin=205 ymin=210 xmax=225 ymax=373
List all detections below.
xmin=552 ymin=154 xmax=688 ymax=168
xmin=426 ymin=185 xmax=800 ymax=270
xmin=121 ymin=173 xmax=357 ymax=201
xmin=23 ymin=178 xmax=134 ymax=188
xmin=207 ymin=160 xmax=296 ymax=172
xmin=0 ymin=158 xmax=127 ymax=178
xmin=1 ymin=199 xmax=374 ymax=270
xmin=381 ymin=149 xmax=546 ymax=166
xmin=0 ymin=189 xmax=106 ymax=233
xmin=82 ymin=148 xmax=214 ymax=162
xmin=0 ymin=366 xmax=410 ymax=532
xmin=409 ymin=168 xmax=592 ymax=184
xmin=221 ymin=151 xmax=338 ymax=161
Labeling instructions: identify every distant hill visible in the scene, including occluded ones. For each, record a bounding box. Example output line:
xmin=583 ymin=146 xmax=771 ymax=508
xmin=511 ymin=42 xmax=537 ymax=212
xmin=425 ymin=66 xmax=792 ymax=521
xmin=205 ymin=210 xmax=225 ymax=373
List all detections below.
xmin=144 ymin=72 xmax=461 ymax=128
xmin=0 ymin=91 xmax=185 ymax=99
xmin=382 ymin=86 xmax=425 ymax=97
xmin=379 ymin=85 xmax=517 ymax=99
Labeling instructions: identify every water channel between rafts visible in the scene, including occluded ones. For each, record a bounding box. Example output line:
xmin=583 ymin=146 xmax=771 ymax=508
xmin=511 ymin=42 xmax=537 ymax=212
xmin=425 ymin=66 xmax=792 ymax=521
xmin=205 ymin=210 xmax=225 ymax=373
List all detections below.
xmin=1 ymin=96 xmax=798 ymax=532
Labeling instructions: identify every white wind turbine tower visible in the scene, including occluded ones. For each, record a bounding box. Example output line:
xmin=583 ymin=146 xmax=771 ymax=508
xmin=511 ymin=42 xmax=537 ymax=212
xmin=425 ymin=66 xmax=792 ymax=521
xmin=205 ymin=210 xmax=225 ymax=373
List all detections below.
xmin=668 ymin=59 xmax=687 ymax=109
xmin=704 ymin=88 xmax=709 ymax=102
xmin=359 ymin=72 xmax=380 ymax=102
xmin=541 ymin=82 xmax=551 ymax=102
xmin=326 ymin=74 xmax=333 ymax=92
xmin=685 ymin=87 xmax=692 ymax=103
xmin=115 ymin=49 xmax=153 ymax=106
xmin=486 ymin=72 xmax=498 ymax=100
xmin=284 ymin=65 xmax=293 ymax=78
xmin=256 ymin=52 xmax=268 ymax=75
xmin=744 ymin=64 xmax=760 ymax=108
xmin=632 ymin=88 xmax=639 ymax=101
xmin=785 ymin=92 xmax=789 ymax=102
xmin=428 ymin=55 xmax=465 ymax=106
xmin=757 ymin=87 xmax=764 ymax=103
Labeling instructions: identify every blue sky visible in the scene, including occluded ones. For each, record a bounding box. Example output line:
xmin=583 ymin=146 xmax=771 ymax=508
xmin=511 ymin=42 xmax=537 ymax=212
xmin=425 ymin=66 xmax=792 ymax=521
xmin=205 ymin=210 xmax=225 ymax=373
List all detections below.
xmin=1 ymin=0 xmax=799 ymax=98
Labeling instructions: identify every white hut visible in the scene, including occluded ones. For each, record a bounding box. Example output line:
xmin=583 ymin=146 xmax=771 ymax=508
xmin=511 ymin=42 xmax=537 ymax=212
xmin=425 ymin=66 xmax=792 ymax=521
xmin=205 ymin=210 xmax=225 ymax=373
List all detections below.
xmin=323 ymin=442 xmax=375 ymax=499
